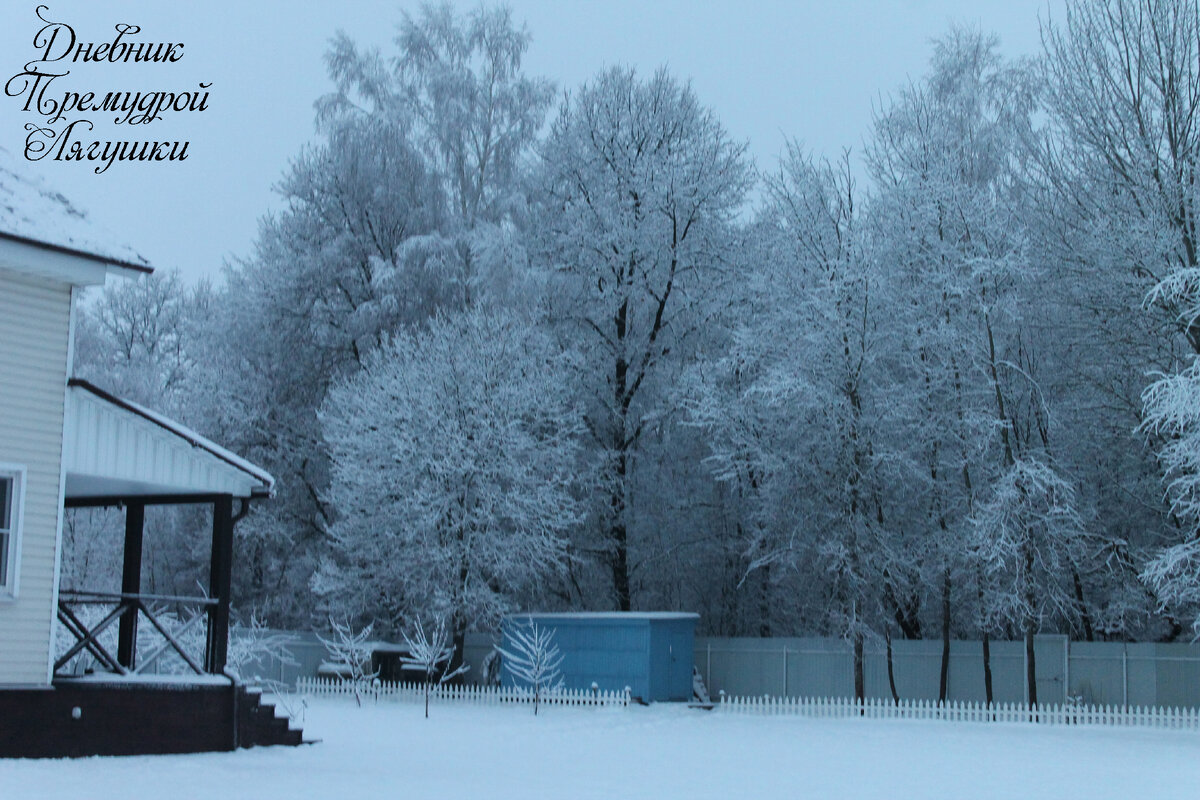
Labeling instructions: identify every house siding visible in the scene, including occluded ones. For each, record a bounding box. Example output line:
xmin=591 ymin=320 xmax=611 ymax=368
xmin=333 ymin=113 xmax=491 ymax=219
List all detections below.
xmin=0 ymin=267 xmax=71 ymax=685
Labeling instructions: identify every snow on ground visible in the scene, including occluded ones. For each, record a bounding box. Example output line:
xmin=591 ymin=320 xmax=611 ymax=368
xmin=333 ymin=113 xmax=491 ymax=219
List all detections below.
xmin=3 ymin=698 xmax=1199 ymax=799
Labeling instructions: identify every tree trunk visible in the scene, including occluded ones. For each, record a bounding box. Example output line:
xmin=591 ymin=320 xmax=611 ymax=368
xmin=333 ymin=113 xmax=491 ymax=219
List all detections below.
xmin=1072 ymin=569 xmax=1095 ymax=642
xmin=1023 ymin=540 xmax=1038 ymax=709
xmin=758 ymin=564 xmax=771 ymax=637
xmin=448 ymin=626 xmax=467 ymax=682
xmin=976 ymin=569 xmax=994 ymax=706
xmin=853 ymin=632 xmax=865 ymax=704
xmin=982 ymin=631 xmax=994 ymax=707
xmin=939 ymin=569 xmax=951 ymax=704
xmin=1024 ymin=623 xmax=1038 ymax=709
xmin=885 ymin=627 xmax=899 ymax=705
xmin=610 ymin=452 xmax=631 ymax=611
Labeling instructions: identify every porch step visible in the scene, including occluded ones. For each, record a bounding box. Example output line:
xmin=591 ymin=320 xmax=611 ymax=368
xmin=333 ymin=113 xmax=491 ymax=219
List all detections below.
xmin=236 ymin=686 xmax=304 ymax=748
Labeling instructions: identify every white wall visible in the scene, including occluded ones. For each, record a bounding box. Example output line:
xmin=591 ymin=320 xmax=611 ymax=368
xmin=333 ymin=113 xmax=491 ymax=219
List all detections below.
xmin=0 ymin=267 xmax=71 ymax=685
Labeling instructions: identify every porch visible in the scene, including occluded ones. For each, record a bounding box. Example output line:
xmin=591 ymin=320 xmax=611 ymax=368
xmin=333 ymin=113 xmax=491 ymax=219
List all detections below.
xmin=0 ymin=380 xmax=300 ymax=757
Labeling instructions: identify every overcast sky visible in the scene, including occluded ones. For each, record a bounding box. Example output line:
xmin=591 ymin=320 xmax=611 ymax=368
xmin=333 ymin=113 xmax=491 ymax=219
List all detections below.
xmin=0 ymin=1 xmax=1057 ymax=285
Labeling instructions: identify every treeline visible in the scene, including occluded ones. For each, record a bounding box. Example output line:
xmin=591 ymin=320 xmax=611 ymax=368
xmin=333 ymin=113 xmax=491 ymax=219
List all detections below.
xmin=68 ymin=2 xmax=1200 ymax=695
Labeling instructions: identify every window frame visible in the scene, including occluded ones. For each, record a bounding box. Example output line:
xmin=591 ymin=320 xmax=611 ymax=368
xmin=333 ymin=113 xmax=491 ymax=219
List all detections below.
xmin=0 ymin=463 xmax=27 ymax=601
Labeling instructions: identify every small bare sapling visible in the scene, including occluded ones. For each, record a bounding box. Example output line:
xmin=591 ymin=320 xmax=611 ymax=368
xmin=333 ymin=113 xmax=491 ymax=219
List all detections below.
xmin=498 ymin=619 xmax=563 ymax=715
xmin=400 ymin=617 xmax=469 ymax=718
xmin=317 ymin=617 xmax=378 ymax=706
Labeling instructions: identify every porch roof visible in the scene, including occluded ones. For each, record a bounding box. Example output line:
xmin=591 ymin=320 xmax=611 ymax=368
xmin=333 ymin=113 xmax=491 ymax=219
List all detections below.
xmin=63 ymin=380 xmax=274 ymax=501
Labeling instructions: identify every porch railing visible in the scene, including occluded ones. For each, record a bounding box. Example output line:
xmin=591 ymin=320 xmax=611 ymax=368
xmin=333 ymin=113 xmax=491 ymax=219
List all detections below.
xmin=55 ymin=589 xmax=217 ymax=677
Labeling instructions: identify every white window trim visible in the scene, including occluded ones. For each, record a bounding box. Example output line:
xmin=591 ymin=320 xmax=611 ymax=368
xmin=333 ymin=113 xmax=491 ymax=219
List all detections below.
xmin=0 ymin=463 xmax=27 ymax=601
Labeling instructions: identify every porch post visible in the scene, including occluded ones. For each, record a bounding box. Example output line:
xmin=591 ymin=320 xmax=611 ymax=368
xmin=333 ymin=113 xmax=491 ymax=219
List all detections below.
xmin=205 ymin=495 xmax=234 ymax=674
xmin=116 ymin=502 xmax=145 ymax=668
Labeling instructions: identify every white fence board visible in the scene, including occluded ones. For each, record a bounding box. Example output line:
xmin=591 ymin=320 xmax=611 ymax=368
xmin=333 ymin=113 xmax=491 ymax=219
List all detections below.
xmin=296 ymin=676 xmax=630 ymax=707
xmin=715 ymin=694 xmax=1200 ymax=730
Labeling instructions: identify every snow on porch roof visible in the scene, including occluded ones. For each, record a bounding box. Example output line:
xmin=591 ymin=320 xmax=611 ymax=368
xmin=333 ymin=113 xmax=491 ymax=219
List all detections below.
xmin=63 ymin=380 xmax=274 ymax=501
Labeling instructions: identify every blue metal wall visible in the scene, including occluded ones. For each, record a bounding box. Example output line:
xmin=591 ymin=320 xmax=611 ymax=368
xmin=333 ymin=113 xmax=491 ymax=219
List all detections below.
xmin=501 ymin=613 xmax=698 ymax=701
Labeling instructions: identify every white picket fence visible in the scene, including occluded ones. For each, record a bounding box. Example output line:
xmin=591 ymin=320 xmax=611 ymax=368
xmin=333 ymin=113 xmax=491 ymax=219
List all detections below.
xmin=296 ymin=676 xmax=631 ymax=708
xmin=717 ymin=693 xmax=1200 ymax=729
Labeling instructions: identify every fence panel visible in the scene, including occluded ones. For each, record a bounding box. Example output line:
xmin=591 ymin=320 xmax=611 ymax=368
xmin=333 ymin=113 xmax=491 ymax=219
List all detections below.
xmin=696 ymin=636 xmax=1200 ymax=709
xmin=255 ymin=630 xmax=1200 ymax=711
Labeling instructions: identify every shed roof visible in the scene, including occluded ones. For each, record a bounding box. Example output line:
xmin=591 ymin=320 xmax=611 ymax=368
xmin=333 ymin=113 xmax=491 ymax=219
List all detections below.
xmin=63 ymin=380 xmax=274 ymax=501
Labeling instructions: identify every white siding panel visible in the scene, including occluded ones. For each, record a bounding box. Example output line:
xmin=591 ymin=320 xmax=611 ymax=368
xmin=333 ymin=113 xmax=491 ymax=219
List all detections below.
xmin=0 ymin=268 xmax=70 ymax=685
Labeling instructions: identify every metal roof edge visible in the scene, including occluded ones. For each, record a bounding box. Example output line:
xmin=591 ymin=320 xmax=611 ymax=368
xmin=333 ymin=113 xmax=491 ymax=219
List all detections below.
xmin=0 ymin=230 xmax=154 ymax=276
xmin=67 ymin=378 xmax=274 ymax=494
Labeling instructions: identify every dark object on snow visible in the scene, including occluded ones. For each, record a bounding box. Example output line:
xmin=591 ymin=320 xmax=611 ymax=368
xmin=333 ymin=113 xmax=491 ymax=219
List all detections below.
xmin=693 ymin=665 xmax=711 ymax=704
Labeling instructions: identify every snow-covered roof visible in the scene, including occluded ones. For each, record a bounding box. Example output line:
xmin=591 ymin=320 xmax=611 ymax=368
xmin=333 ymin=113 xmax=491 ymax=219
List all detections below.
xmin=0 ymin=145 xmax=152 ymax=275
xmin=63 ymin=379 xmax=274 ymax=500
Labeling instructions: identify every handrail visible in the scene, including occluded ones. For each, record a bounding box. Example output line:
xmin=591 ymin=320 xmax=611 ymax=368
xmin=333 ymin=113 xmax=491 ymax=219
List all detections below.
xmin=59 ymin=589 xmax=218 ymax=607
xmin=55 ymin=593 xmax=211 ymax=677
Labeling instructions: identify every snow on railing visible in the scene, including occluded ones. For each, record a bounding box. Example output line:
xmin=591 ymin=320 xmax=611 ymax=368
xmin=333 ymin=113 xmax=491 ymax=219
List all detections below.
xmin=295 ymin=676 xmax=631 ymax=708
xmin=716 ymin=694 xmax=1200 ymax=729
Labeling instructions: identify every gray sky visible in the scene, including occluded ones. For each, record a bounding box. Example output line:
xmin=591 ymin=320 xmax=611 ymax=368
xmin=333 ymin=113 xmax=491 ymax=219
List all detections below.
xmin=0 ymin=1 xmax=1056 ymax=284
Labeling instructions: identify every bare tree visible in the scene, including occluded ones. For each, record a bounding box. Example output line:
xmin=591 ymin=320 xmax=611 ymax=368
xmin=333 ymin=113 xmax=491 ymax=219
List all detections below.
xmin=399 ymin=617 xmax=469 ymax=718
xmin=317 ymin=618 xmax=378 ymax=707
xmin=498 ymin=619 xmax=563 ymax=715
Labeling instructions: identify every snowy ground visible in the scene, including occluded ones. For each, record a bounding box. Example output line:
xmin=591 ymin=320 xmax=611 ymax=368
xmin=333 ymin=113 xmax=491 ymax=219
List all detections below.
xmin=3 ymin=697 xmax=1200 ymax=799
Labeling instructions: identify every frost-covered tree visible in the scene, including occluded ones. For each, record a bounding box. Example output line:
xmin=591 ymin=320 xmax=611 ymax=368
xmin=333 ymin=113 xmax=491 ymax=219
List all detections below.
xmin=969 ymin=458 xmax=1090 ymax=705
xmin=1142 ymin=348 xmax=1200 ymax=630
xmin=215 ymin=4 xmax=554 ymax=626
xmin=533 ymin=66 xmax=752 ymax=610
xmin=74 ymin=270 xmax=207 ymax=410
xmin=317 ymin=309 xmax=583 ymax=659
xmin=864 ymin=28 xmax=1106 ymax=698
xmin=216 ymin=110 xmax=446 ymax=624
xmin=317 ymin=618 xmax=378 ymax=706
xmin=322 ymin=1 xmax=554 ymax=308
xmin=399 ymin=616 xmax=469 ymax=717
xmin=1040 ymin=0 xmax=1200 ymax=637
xmin=498 ymin=618 xmax=563 ymax=714
xmin=685 ymin=144 xmax=900 ymax=697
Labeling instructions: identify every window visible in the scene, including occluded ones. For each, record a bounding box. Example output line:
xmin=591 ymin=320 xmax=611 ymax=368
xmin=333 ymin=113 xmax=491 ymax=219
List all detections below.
xmin=0 ymin=467 xmax=23 ymax=598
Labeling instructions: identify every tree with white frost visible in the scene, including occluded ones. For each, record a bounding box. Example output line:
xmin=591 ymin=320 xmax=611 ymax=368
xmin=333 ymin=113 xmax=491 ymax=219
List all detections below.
xmin=322 ymin=1 xmax=554 ymax=309
xmin=498 ymin=618 xmax=563 ymax=715
xmin=686 ymin=143 xmax=897 ymax=699
xmin=1142 ymin=359 xmax=1200 ymax=631
xmin=969 ymin=458 xmax=1090 ymax=706
xmin=316 ymin=308 xmax=583 ymax=664
xmin=400 ymin=617 xmax=469 ymax=718
xmin=317 ymin=618 xmax=378 ymax=707
xmin=1041 ymin=0 xmax=1200 ymax=636
xmin=532 ymin=66 xmax=752 ymax=611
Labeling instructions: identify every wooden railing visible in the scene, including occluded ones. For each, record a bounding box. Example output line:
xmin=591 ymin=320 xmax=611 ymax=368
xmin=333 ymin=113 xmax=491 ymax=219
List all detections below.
xmin=55 ymin=590 xmax=216 ymax=677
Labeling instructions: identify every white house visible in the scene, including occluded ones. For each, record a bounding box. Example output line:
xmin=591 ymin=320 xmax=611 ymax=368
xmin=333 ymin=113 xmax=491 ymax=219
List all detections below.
xmin=0 ymin=147 xmax=298 ymax=756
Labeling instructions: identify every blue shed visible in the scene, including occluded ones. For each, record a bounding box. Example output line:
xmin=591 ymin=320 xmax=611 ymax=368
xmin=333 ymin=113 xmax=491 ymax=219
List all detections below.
xmin=501 ymin=612 xmax=699 ymax=702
